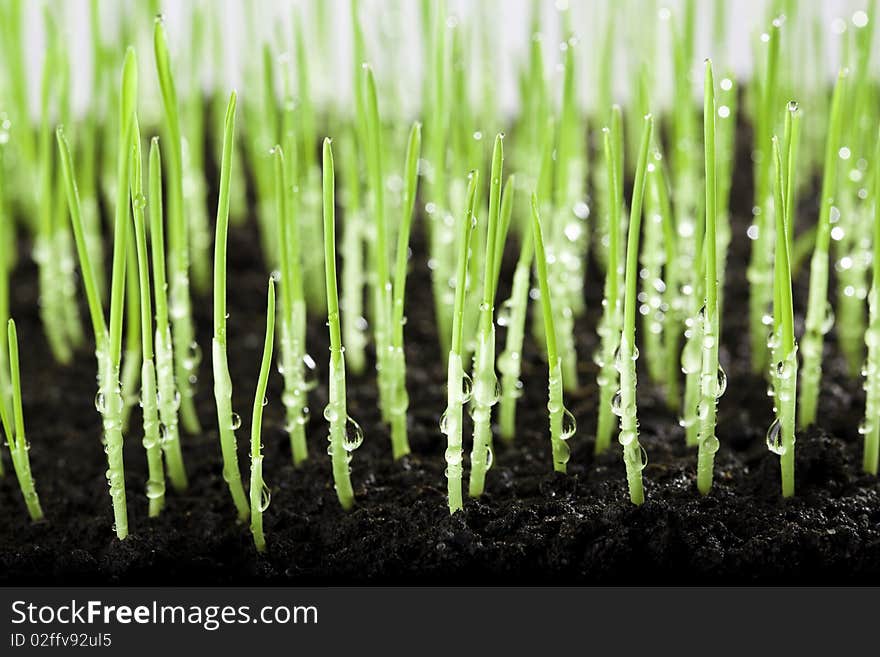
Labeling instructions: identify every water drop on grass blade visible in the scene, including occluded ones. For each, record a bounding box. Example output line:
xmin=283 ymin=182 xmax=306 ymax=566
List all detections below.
xmin=343 ymin=416 xmax=364 ymax=451
xmin=716 ymin=366 xmax=727 ymax=397
xmin=146 ymin=480 xmax=165 ymax=499
xmin=766 ymin=418 xmax=785 ymax=455
xmin=611 ymin=390 xmax=623 ymax=416
xmin=561 ymin=408 xmax=576 ymax=440
xmin=259 ymin=483 xmax=271 ymax=512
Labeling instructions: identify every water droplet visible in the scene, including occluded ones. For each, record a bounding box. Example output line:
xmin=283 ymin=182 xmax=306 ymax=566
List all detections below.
xmin=461 ymin=371 xmax=474 ymax=404
xmin=561 ymin=408 xmax=576 ymax=439
xmin=323 ymin=405 xmax=339 ymax=423
xmin=146 ymin=479 xmax=165 ymax=499
xmin=343 ymin=416 xmax=364 ymax=451
xmin=766 ymin=418 xmax=786 ymax=455
xmin=230 ymin=412 xmax=242 ymax=430
xmin=716 ymin=365 xmax=727 ymax=397
xmin=701 ymin=435 xmax=720 ymax=455
xmin=259 ymin=482 xmax=272 ymax=511
xmin=439 ymin=410 xmax=450 ymax=434
xmin=184 ymin=341 xmax=202 ymax=371
xmin=618 ymin=428 xmax=637 ymax=447
xmin=573 ymin=201 xmax=590 ymax=219
xmin=95 ymin=391 xmax=106 ymax=413
xmin=611 ymin=390 xmax=623 ymax=416
xmin=496 ymin=299 xmax=514 ymax=327
xmin=821 ymin=301 xmax=835 ymax=334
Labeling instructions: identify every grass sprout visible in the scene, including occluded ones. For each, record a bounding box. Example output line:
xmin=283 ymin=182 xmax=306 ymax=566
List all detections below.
xmin=250 ymin=278 xmax=276 ymax=552
xmin=595 ymin=107 xmax=623 ymax=455
xmin=272 ymin=145 xmax=310 ymax=466
xmin=617 ymin=113 xmax=653 ymax=505
xmin=101 ymin=47 xmax=139 ymax=539
xmin=767 ymin=124 xmax=798 ymax=498
xmin=799 ymin=71 xmax=846 ymax=428
xmin=442 ymin=170 xmax=479 ymax=513
xmin=696 ymin=60 xmax=724 ymax=495
xmin=148 ymin=139 xmax=188 ymax=491
xmin=863 ymin=127 xmax=880 ymax=475
xmin=211 ymin=91 xmax=250 ymax=521
xmin=322 ymin=137 xmax=362 ymax=511
xmin=388 ymin=122 xmax=423 ymax=459
xmin=129 ymin=118 xmax=166 ymax=517
xmin=0 ymin=319 xmax=43 ymax=521
xmin=530 ymin=193 xmax=575 ymax=472
xmin=469 ymin=134 xmax=505 ymax=498
xmin=154 ymin=16 xmax=202 ymax=436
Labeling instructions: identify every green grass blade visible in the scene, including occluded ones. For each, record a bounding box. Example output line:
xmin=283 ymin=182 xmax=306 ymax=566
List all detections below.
xmin=211 ymin=91 xmax=249 ymax=521
xmin=250 ymin=278 xmax=276 ymax=552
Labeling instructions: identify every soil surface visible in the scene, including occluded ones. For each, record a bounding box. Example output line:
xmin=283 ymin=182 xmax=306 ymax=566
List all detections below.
xmin=1 ymin=120 xmax=879 ymax=585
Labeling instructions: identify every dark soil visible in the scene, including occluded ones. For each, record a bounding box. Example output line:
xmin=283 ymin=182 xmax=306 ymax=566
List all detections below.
xmin=1 ymin=120 xmax=879 ymax=585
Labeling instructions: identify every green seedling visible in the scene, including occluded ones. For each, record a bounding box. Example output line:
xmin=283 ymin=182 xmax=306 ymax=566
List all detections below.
xmin=442 ymin=170 xmax=479 ymax=513
xmin=799 ymin=71 xmax=845 ymax=428
xmin=154 ymin=16 xmax=202 ymax=436
xmin=322 ymin=138 xmax=363 ymax=511
xmin=211 ymin=91 xmax=250 ymax=522
xmin=0 ymin=319 xmax=43 ymax=521
xmin=616 ymin=113 xmax=653 ymax=505
xmin=530 ymin=193 xmax=576 ymax=472
xmin=250 ymin=278 xmax=276 ymax=552
xmin=595 ymin=108 xmax=624 ymax=455
xmin=696 ymin=60 xmax=725 ymax=495
xmin=129 ymin=119 xmax=166 ymax=517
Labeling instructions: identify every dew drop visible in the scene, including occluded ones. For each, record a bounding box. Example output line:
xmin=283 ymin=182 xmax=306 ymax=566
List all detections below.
xmin=461 ymin=371 xmax=474 ymax=404
xmin=259 ymin=482 xmax=272 ymax=511
xmin=618 ymin=428 xmax=637 ymax=447
xmin=343 ymin=416 xmax=364 ymax=451
xmin=573 ymin=201 xmax=590 ymax=219
xmin=611 ymin=390 xmax=623 ymax=416
xmin=230 ymin=412 xmax=242 ymax=430
xmin=561 ymin=407 xmax=576 ymax=440
xmin=496 ymin=299 xmax=514 ymax=327
xmin=146 ymin=479 xmax=165 ymax=499
xmin=765 ymin=417 xmax=785 ymax=455
xmin=701 ymin=435 xmax=720 ymax=455
xmin=444 ymin=446 xmax=462 ymax=466
xmin=716 ymin=365 xmax=727 ymax=397
xmin=821 ymin=301 xmax=835 ymax=334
